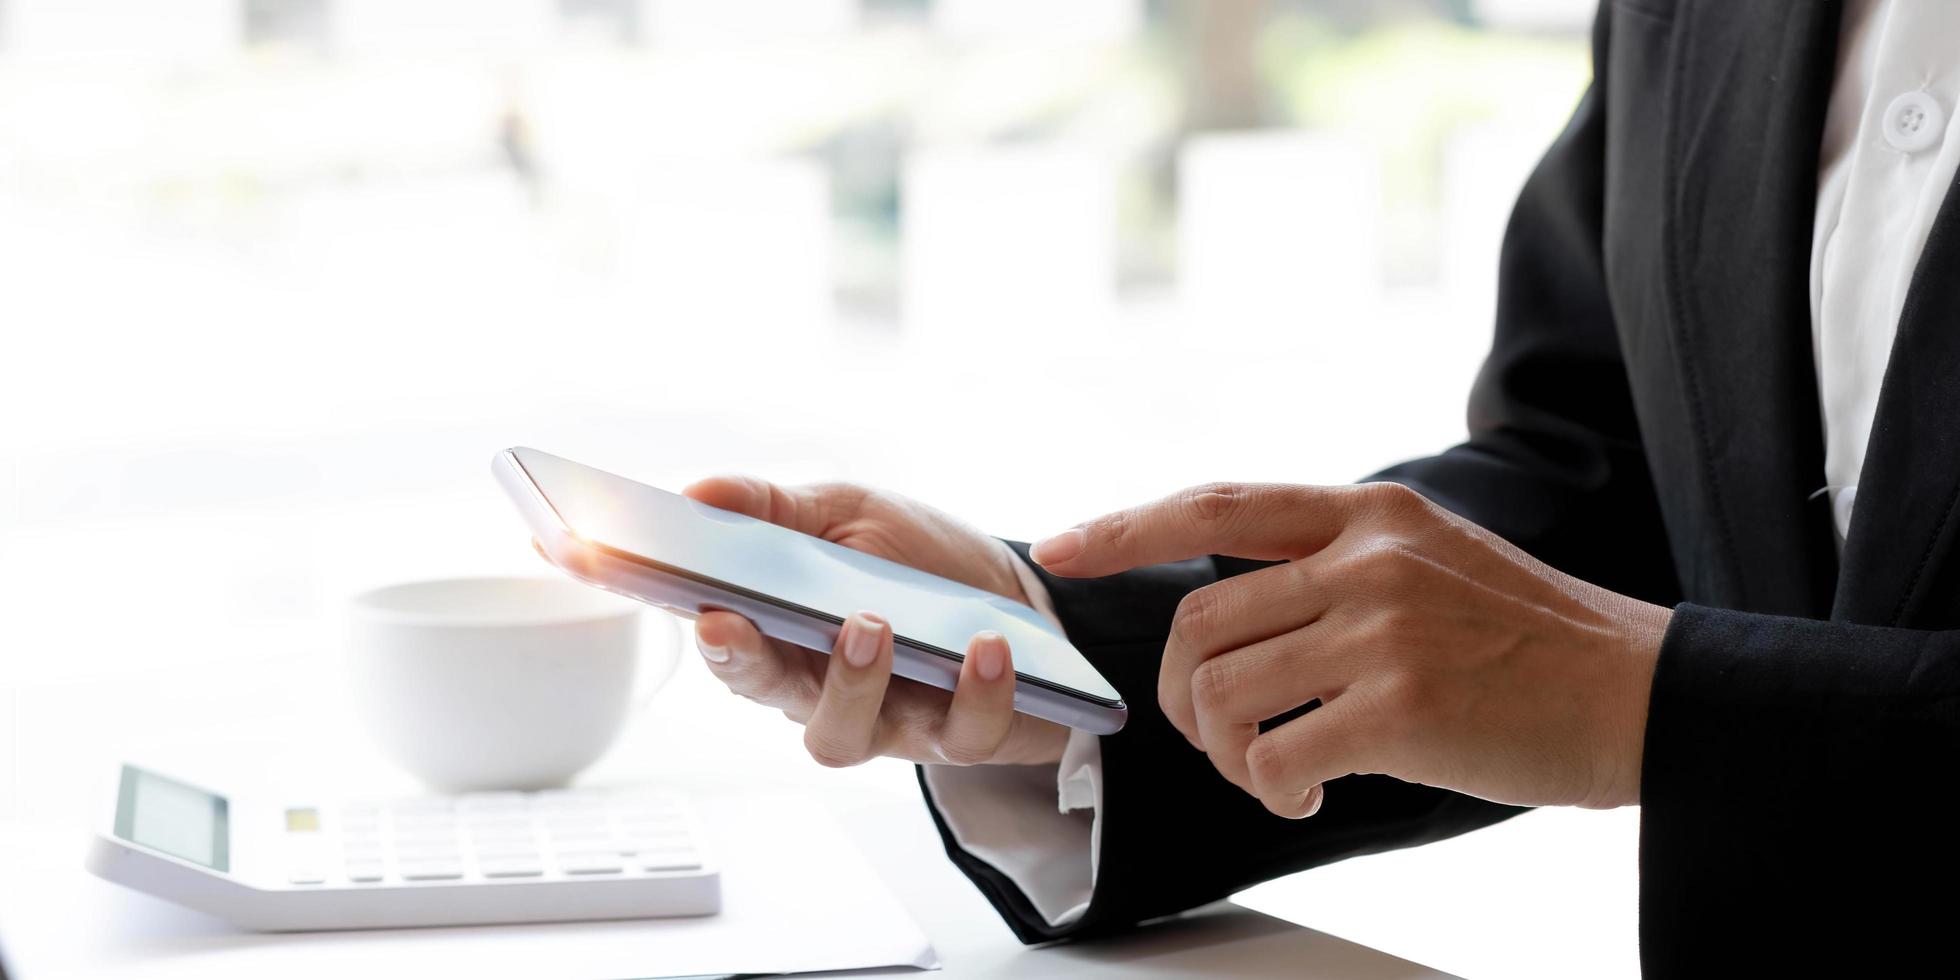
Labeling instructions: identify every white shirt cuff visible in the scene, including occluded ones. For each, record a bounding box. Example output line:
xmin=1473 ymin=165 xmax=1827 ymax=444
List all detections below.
xmin=1006 ymin=545 xmax=1063 ymax=630
xmin=919 ymin=549 xmax=1107 ymax=927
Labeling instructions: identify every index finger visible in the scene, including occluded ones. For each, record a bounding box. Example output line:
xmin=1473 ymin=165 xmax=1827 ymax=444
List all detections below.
xmin=1029 ymin=482 xmax=1361 ymax=578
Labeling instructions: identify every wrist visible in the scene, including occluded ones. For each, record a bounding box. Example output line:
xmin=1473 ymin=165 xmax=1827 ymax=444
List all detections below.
xmin=1602 ymin=598 xmax=1671 ymax=808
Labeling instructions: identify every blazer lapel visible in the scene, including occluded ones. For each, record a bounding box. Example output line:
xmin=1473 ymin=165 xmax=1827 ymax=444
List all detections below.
xmin=1831 ymin=167 xmax=1960 ymax=628
xmin=1661 ymin=0 xmax=1840 ymax=617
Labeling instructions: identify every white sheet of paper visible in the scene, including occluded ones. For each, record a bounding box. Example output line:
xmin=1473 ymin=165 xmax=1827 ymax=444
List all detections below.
xmin=0 ymin=791 xmax=937 ymax=979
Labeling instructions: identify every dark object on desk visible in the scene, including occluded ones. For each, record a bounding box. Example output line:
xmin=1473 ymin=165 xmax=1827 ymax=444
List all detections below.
xmin=923 ymin=2 xmax=1960 ymax=977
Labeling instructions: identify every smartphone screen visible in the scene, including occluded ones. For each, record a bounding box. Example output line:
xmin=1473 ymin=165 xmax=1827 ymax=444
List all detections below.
xmin=509 ymin=448 xmax=1122 ymax=705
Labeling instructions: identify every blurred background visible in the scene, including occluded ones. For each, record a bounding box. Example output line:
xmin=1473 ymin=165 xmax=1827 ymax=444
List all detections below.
xmin=0 ymin=3 xmax=1616 ymax=969
xmin=0 ymin=0 xmax=1598 ymax=814
xmin=0 ymin=0 xmax=1594 ymax=515
xmin=2 ymin=2 xmax=1636 ymax=974
xmin=0 ymin=0 xmax=1600 ymax=795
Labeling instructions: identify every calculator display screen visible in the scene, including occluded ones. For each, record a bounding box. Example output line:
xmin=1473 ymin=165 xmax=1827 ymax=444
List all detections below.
xmin=114 ymin=766 xmax=230 ymax=872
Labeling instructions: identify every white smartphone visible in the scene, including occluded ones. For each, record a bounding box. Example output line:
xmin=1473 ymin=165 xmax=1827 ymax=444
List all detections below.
xmin=494 ymin=447 xmax=1127 ymax=734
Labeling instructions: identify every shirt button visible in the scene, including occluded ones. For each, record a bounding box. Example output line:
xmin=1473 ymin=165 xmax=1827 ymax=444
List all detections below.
xmin=1834 ymin=486 xmax=1859 ymax=534
xmin=1882 ymin=91 xmax=1945 ymax=153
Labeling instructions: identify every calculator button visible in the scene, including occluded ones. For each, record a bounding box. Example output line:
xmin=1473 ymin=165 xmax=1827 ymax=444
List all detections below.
xmin=343 ymin=838 xmax=386 ymax=857
xmin=287 ymin=845 xmax=330 ymax=870
xmin=399 ymin=860 xmax=465 ymax=881
xmin=536 ymin=790 xmax=603 ymax=809
xmin=558 ymin=852 xmax=624 ymax=875
xmin=627 ymin=811 xmax=689 ymax=827
xmin=471 ymin=833 xmax=538 ymax=852
xmin=459 ymin=792 xmax=528 ymax=813
xmin=547 ymin=827 xmax=611 ymax=843
xmin=345 ymin=862 xmax=387 ymax=883
xmin=341 ymin=804 xmax=382 ymax=825
xmin=470 ymin=832 xmax=537 ymax=849
xmin=467 ymin=815 xmax=533 ymax=833
xmin=547 ymin=830 xmax=613 ymax=850
xmin=623 ymin=815 xmax=687 ymax=831
xmin=394 ymin=811 xmax=457 ymax=824
xmin=287 ymin=869 xmax=327 ymax=885
xmin=637 ymin=850 xmax=701 ymax=872
xmin=620 ymin=826 xmax=689 ymax=843
xmin=478 ymin=857 xmax=546 ymax=878
xmin=475 ymin=850 xmax=543 ymax=867
xmin=396 ymin=846 xmax=464 ymax=866
xmin=394 ymin=830 xmax=460 ymax=846
xmin=620 ymin=839 xmax=689 ymax=856
xmin=392 ymin=830 xmax=461 ymax=848
xmin=616 ymin=790 xmax=681 ymax=807
xmin=468 ymin=811 xmax=537 ymax=827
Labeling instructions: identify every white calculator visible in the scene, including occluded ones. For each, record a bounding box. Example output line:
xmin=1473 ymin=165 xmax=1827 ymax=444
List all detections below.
xmin=85 ymin=764 xmax=721 ymax=931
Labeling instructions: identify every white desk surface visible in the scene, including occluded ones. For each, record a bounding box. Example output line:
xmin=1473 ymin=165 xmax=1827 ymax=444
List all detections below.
xmin=0 ymin=479 xmax=1638 ymax=980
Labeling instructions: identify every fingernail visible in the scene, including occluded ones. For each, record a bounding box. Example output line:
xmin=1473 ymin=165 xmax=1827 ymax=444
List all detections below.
xmin=974 ymin=632 xmax=1006 ymax=681
xmin=699 ymin=642 xmax=730 ymax=664
xmin=843 ymin=611 xmax=885 ymax=668
xmin=1029 ymin=528 xmax=1084 ymax=566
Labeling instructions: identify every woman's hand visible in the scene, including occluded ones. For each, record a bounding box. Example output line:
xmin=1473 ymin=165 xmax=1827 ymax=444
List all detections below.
xmin=681 ymin=476 xmax=1071 ymax=768
xmin=1031 ymin=481 xmax=1671 ymax=817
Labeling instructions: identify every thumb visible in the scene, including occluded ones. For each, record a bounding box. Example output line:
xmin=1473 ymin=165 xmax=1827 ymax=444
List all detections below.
xmin=1028 ymin=482 xmax=1353 ymax=577
xmin=682 ymin=475 xmax=811 ymax=530
xmin=683 ymin=475 xmax=872 ymax=540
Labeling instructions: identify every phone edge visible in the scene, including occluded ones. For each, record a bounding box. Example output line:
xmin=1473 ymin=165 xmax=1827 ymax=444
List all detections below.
xmin=492 ymin=449 xmax=1128 ymax=735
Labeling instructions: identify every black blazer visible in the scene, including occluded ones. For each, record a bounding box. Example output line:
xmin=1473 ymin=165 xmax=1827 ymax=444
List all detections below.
xmin=921 ymin=1 xmax=1960 ymax=974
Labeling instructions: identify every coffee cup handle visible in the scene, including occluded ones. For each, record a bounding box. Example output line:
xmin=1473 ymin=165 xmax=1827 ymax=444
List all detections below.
xmin=630 ymin=612 xmax=690 ymax=714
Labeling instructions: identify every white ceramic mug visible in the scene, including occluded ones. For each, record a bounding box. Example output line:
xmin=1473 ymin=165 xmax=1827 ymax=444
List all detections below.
xmin=346 ymin=576 xmax=682 ymax=793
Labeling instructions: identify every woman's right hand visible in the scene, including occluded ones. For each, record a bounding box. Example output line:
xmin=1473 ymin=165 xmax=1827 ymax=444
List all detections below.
xmin=680 ymin=476 xmax=1071 ymax=768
